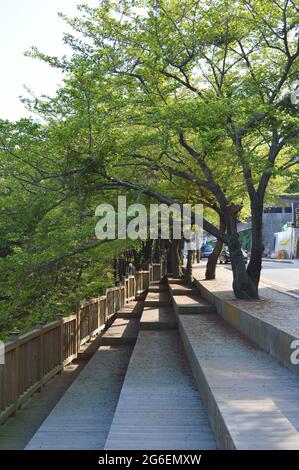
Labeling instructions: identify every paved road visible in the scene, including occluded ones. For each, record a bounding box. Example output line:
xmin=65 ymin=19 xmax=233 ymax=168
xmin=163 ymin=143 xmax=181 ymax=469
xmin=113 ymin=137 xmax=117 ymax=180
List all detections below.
xmin=203 ymin=259 xmax=299 ymax=293
xmin=260 ymin=262 xmax=299 ymax=292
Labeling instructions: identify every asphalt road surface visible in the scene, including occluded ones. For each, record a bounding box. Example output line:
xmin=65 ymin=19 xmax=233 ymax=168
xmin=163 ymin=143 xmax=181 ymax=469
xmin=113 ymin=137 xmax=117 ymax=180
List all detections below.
xmin=205 ymin=259 xmax=299 ymax=294
xmin=260 ymin=261 xmax=299 ymax=293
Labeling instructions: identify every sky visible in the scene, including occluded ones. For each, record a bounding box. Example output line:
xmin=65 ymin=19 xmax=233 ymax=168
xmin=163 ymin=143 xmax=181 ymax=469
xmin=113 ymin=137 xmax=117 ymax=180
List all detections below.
xmin=0 ymin=0 xmax=98 ymax=121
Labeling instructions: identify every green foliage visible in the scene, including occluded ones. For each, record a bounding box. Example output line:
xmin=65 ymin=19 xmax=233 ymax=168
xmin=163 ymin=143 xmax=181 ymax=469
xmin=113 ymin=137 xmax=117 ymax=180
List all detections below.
xmin=1 ymin=0 xmax=299 ymax=330
xmin=0 ymin=117 xmax=141 ymax=338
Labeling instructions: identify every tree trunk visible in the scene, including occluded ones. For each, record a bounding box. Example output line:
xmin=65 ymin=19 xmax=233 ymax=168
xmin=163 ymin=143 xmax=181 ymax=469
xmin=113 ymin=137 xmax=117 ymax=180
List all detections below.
xmin=113 ymin=258 xmax=118 ymax=283
xmin=246 ymin=203 xmax=264 ymax=290
xmin=153 ymin=239 xmax=161 ymax=263
xmin=230 ymin=244 xmax=258 ymax=299
xmin=185 ymin=250 xmax=193 ymax=285
xmin=205 ymin=217 xmax=226 ymax=280
xmin=142 ymin=240 xmax=153 ymax=265
xmin=170 ymin=239 xmax=182 ymax=277
xmin=133 ymin=250 xmax=142 ymax=271
xmin=225 ymin=207 xmax=259 ymax=299
xmin=178 ymin=238 xmax=184 ymax=265
xmin=205 ymin=239 xmax=223 ymax=280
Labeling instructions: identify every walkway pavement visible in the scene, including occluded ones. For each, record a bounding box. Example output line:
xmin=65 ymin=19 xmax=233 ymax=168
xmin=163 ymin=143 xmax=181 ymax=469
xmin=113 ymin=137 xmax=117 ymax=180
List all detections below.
xmin=26 ymin=345 xmax=133 ymax=450
xmin=178 ymin=311 xmax=299 ymax=449
xmin=5 ymin=271 xmax=299 ymax=450
xmin=192 ymin=264 xmax=299 ymax=338
xmin=262 ymin=258 xmax=299 ymax=265
xmin=105 ymin=329 xmax=217 ymax=450
xmin=24 ymin=289 xmax=217 ymax=450
xmin=0 ymin=336 xmax=104 ymax=450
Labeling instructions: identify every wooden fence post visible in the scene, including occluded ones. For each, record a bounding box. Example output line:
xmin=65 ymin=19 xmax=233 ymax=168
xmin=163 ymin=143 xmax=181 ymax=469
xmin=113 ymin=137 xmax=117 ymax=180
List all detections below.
xmin=8 ymin=332 xmax=19 ymax=414
xmin=97 ymin=298 xmax=101 ymax=331
xmin=88 ymin=302 xmax=91 ymax=338
xmin=75 ymin=304 xmax=81 ymax=354
xmin=125 ymin=278 xmax=128 ymax=303
xmin=55 ymin=314 xmax=64 ymax=371
xmin=134 ymin=276 xmax=136 ymax=298
xmin=104 ymin=288 xmax=108 ymax=321
xmin=149 ymin=264 xmax=152 ymax=284
xmin=32 ymin=324 xmax=44 ymax=391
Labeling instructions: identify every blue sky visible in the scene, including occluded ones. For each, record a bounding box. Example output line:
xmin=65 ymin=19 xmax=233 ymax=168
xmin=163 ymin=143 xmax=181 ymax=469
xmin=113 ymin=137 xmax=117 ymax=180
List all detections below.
xmin=0 ymin=0 xmax=98 ymax=121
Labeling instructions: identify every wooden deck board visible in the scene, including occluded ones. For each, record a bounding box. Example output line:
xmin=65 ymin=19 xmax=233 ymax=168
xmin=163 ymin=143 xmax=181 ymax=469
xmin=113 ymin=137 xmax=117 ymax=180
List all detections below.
xmin=104 ymin=330 xmax=217 ymax=450
xmin=101 ymin=318 xmax=140 ymax=345
xmin=140 ymin=306 xmax=177 ymax=330
xmin=171 ymin=293 xmax=216 ymax=314
xmin=25 ymin=345 xmax=133 ymax=450
xmin=143 ymin=291 xmax=172 ymax=307
xmin=116 ymin=300 xmax=144 ymax=319
xmin=178 ymin=312 xmax=299 ymax=449
xmin=148 ymin=285 xmax=169 ymax=293
xmin=168 ymin=283 xmax=199 ymax=296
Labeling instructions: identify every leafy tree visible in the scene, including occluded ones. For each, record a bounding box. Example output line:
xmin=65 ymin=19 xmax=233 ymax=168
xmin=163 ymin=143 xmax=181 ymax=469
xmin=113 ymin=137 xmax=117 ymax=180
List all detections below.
xmin=0 ymin=118 xmax=143 ymax=339
xmin=34 ymin=0 xmax=297 ymax=298
xmin=1 ymin=0 xmax=299 ymax=318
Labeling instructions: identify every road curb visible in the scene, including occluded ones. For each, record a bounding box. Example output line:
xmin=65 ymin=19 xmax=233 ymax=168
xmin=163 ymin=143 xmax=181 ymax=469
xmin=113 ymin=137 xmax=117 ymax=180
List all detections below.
xmin=262 ymin=258 xmax=295 ymax=264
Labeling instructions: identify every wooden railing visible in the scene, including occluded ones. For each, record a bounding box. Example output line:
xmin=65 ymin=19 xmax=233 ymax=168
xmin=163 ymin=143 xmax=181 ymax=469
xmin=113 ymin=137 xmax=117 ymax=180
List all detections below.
xmin=0 ymin=260 xmax=166 ymax=424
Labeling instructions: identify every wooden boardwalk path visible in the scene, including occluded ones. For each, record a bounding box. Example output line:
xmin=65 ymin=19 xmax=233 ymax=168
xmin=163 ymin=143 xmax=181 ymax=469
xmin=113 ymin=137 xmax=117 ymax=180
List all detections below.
xmin=105 ymin=329 xmax=216 ymax=450
xmin=26 ymin=345 xmax=132 ymax=450
xmin=178 ymin=311 xmax=299 ymax=449
xmin=25 ymin=300 xmax=142 ymax=449
xmin=140 ymin=306 xmax=177 ymax=330
xmin=0 ymin=363 xmax=82 ymax=450
xmin=25 ymin=344 xmax=134 ymax=449
xmin=0 ymin=335 xmax=110 ymax=450
xmin=167 ymin=279 xmax=299 ymax=450
xmin=105 ymin=290 xmax=216 ymax=450
xmin=22 ymin=274 xmax=299 ymax=450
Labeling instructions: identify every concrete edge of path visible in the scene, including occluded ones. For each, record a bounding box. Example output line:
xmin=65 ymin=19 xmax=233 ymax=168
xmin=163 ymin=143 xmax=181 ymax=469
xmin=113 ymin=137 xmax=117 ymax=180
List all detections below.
xmin=192 ymin=274 xmax=299 ymax=377
xmin=262 ymin=258 xmax=296 ymax=264
xmin=259 ymin=279 xmax=299 ymax=300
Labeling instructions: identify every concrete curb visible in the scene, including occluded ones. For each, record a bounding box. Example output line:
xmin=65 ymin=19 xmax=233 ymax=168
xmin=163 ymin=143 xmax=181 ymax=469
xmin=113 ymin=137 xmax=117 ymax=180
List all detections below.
xmin=262 ymin=258 xmax=295 ymax=264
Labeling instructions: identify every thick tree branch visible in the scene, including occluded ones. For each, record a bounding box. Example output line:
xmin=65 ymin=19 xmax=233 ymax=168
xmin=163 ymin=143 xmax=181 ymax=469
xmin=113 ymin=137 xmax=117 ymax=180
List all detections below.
xmin=96 ymin=177 xmax=229 ymax=243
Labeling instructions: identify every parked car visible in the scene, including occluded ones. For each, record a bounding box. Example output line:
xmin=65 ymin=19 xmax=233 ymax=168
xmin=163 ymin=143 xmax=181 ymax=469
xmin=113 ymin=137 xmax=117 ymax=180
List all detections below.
xmin=243 ymin=249 xmax=248 ymax=264
xmin=200 ymin=244 xmax=214 ymax=259
xmin=219 ymin=248 xmax=230 ymax=264
xmin=219 ymin=247 xmax=248 ymax=264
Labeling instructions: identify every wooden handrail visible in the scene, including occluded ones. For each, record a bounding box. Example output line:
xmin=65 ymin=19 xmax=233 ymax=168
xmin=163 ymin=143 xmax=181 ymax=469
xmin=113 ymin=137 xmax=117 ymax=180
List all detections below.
xmin=0 ymin=261 xmax=165 ymax=424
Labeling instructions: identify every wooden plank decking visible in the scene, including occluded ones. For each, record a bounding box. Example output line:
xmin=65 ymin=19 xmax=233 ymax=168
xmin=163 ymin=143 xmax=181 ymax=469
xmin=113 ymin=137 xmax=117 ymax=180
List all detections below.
xmin=172 ymin=294 xmax=216 ymax=315
xmin=100 ymin=318 xmax=139 ymax=345
xmin=21 ymin=275 xmax=299 ymax=451
xmin=143 ymin=291 xmax=172 ymax=307
xmin=116 ymin=300 xmax=144 ymax=319
xmin=140 ymin=306 xmax=178 ymax=330
xmin=25 ymin=345 xmax=134 ymax=450
xmin=178 ymin=312 xmax=299 ymax=449
xmin=105 ymin=330 xmax=217 ymax=450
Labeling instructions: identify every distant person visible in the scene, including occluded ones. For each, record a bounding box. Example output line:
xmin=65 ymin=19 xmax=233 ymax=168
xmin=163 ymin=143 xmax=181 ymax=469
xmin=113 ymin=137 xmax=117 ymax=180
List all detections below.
xmin=264 ymin=246 xmax=270 ymax=258
xmin=128 ymin=262 xmax=134 ymax=275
